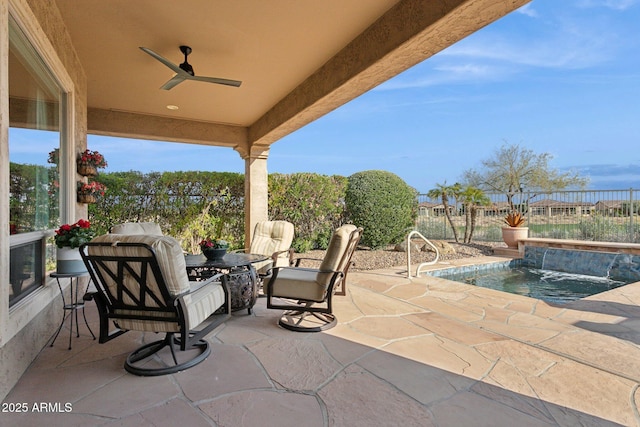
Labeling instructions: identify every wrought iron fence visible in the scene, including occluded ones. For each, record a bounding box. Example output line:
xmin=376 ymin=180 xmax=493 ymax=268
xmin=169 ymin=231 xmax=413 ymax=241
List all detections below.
xmin=416 ymin=189 xmax=640 ymax=243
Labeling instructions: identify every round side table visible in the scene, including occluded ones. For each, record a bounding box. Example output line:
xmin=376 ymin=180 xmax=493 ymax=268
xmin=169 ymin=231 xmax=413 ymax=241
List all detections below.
xmin=49 ymin=271 xmax=96 ymax=350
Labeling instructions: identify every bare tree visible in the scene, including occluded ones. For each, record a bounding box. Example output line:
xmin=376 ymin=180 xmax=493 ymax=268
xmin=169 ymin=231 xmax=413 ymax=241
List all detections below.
xmin=462 ymin=142 xmax=588 ymax=214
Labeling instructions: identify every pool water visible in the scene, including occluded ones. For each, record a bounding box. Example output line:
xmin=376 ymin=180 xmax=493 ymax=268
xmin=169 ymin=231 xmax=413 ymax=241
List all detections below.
xmin=441 ymin=266 xmax=629 ymax=304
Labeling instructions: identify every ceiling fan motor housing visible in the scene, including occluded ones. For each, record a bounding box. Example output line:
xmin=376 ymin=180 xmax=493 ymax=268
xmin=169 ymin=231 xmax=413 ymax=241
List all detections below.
xmin=180 ymin=61 xmax=194 ymax=76
xmin=179 ymin=45 xmax=195 ymax=75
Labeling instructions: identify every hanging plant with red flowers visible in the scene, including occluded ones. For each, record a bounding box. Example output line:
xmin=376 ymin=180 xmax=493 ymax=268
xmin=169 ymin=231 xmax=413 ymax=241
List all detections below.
xmin=77 ymin=149 xmax=107 ymax=168
xmin=77 ymin=180 xmax=107 ymax=196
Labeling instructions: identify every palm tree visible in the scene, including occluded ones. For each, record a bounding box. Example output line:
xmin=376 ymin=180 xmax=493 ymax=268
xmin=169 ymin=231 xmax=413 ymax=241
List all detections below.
xmin=458 ymin=185 xmax=490 ymax=243
xmin=427 ymin=182 xmax=462 ymax=242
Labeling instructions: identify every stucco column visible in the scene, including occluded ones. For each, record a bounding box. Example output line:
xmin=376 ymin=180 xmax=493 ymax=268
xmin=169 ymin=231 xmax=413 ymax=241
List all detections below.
xmin=239 ymin=145 xmax=269 ymax=248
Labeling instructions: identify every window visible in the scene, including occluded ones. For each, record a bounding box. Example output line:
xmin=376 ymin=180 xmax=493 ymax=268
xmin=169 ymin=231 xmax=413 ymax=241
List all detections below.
xmin=8 ymin=15 xmax=65 ymax=306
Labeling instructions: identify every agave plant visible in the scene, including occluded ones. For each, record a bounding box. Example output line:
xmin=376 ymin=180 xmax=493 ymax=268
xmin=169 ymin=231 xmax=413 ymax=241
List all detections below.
xmin=504 ymin=211 xmax=526 ymax=227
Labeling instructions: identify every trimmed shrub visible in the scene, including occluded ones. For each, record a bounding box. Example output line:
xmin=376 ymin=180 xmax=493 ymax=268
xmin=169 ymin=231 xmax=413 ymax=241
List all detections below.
xmin=345 ymin=170 xmax=417 ymax=249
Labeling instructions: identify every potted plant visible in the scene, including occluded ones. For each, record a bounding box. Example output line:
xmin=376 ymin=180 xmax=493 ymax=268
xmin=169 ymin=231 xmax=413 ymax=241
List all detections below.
xmin=199 ymin=238 xmax=229 ymax=260
xmin=77 ymin=181 xmax=107 ymax=203
xmin=77 ymin=149 xmax=107 ymax=176
xmin=501 ymin=211 xmax=528 ymax=249
xmin=54 ymin=219 xmax=95 ymax=273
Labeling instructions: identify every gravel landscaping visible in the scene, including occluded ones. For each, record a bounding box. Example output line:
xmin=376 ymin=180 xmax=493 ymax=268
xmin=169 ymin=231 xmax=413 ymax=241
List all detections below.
xmin=295 ymin=240 xmax=506 ymax=271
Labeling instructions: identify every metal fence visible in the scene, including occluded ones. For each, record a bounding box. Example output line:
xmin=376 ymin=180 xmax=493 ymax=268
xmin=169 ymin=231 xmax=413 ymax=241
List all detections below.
xmin=416 ymin=189 xmax=640 ymax=243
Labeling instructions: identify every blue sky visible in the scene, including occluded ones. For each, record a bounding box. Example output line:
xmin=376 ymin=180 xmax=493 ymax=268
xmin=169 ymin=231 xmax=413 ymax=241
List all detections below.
xmin=82 ymin=0 xmax=640 ymax=193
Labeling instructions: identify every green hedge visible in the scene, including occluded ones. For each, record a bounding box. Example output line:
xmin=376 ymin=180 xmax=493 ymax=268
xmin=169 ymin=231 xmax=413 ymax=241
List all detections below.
xmin=89 ymin=171 xmax=245 ymax=253
xmin=90 ymin=171 xmax=348 ymax=253
xmin=90 ymin=169 xmax=417 ymax=252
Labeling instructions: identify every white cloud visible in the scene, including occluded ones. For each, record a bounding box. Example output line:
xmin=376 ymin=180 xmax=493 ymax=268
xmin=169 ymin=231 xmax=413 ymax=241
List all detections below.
xmin=576 ymin=0 xmax=639 ymax=10
xmin=516 ymin=4 xmax=539 ymax=17
xmin=441 ymin=22 xmax=612 ymax=70
xmin=376 ymin=61 xmax=514 ymax=91
xmin=374 ymin=2 xmax=623 ymax=92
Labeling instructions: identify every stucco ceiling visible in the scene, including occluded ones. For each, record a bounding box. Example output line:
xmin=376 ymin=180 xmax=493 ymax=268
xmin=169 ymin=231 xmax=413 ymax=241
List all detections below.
xmin=52 ymin=0 xmax=529 ymax=151
xmin=54 ymin=0 xmax=400 ymax=127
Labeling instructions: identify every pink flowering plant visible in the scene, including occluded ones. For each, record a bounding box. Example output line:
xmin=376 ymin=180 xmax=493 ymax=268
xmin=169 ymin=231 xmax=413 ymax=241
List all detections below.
xmin=199 ymin=238 xmax=229 ymax=250
xmin=54 ymin=219 xmax=94 ymax=248
xmin=78 ymin=149 xmax=107 ymax=168
xmin=77 ymin=181 xmax=107 ymax=196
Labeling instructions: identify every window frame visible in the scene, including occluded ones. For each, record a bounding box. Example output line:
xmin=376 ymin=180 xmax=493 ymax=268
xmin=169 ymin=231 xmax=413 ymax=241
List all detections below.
xmin=1 ymin=0 xmax=77 ymax=343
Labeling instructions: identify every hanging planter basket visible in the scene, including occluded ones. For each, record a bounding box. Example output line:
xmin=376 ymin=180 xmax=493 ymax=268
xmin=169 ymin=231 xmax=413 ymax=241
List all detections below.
xmin=77 ymin=162 xmax=98 ymax=177
xmin=77 ymin=193 xmax=97 ymax=204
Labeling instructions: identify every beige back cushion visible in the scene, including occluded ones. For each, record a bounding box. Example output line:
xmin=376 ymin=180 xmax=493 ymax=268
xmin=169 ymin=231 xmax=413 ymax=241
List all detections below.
xmin=318 ymin=224 xmax=358 ymax=285
xmin=250 ymin=221 xmax=294 ymax=259
xmin=110 ymin=222 xmax=163 ymax=235
xmin=88 ymin=234 xmax=189 ymax=299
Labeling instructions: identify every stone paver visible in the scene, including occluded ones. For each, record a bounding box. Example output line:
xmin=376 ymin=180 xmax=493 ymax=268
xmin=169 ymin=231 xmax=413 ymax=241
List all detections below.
xmin=318 ymin=365 xmax=435 ymax=427
xmin=3 ymin=257 xmax=640 ymax=426
xmin=199 ymin=390 xmax=324 ymax=427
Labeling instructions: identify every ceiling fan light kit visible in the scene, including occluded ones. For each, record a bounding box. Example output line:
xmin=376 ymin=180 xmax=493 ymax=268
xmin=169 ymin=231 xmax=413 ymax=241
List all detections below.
xmin=139 ymin=45 xmax=242 ymax=90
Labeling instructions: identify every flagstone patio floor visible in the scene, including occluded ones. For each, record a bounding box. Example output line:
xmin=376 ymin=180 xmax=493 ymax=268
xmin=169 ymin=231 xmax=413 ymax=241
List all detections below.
xmin=4 ymin=255 xmax=640 ymax=426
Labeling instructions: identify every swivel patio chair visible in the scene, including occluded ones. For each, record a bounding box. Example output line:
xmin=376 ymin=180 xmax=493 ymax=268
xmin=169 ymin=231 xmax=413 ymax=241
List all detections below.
xmin=233 ymin=220 xmax=295 ymax=284
xmin=266 ymin=224 xmax=362 ymax=332
xmin=81 ymin=233 xmax=231 ymax=376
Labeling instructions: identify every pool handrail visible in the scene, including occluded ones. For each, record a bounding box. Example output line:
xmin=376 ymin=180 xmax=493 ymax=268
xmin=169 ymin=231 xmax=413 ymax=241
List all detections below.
xmin=406 ymin=230 xmax=439 ymax=278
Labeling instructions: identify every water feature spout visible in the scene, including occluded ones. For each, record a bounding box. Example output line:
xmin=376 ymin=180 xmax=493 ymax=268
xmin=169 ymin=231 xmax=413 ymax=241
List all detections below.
xmin=533 ymin=247 xmax=617 ymax=278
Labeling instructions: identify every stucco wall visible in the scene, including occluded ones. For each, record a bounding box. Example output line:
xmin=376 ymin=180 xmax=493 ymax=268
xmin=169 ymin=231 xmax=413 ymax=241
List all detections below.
xmin=0 ymin=0 xmax=87 ymax=401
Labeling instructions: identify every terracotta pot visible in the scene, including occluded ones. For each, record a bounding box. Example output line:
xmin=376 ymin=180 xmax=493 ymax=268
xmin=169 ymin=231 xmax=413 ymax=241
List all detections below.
xmin=56 ymin=247 xmax=87 ymax=274
xmin=501 ymin=227 xmax=528 ymax=249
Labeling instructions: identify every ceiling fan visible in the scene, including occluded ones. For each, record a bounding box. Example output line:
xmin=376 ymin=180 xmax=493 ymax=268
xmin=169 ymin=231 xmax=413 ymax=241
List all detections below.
xmin=139 ymin=45 xmax=242 ymax=90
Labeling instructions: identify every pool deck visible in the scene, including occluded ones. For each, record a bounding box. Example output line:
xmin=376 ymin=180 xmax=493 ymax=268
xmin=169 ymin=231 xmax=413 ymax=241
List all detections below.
xmin=4 ymin=255 xmax=640 ymax=426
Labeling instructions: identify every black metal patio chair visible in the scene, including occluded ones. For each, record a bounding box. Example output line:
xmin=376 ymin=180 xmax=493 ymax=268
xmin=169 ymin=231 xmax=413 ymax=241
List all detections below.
xmin=81 ymin=234 xmax=231 ymax=376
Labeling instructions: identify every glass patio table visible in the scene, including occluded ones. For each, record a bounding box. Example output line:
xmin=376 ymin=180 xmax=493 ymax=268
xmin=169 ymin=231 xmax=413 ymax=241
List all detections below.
xmin=184 ymin=252 xmax=268 ymax=314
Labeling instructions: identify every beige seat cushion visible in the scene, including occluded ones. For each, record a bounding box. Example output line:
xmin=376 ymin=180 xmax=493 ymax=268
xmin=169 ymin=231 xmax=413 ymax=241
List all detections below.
xmin=270 ymin=267 xmax=327 ymax=302
xmin=270 ymin=224 xmax=358 ymax=302
xmin=252 ymin=259 xmax=274 ymax=276
xmin=88 ymin=234 xmax=225 ymax=332
xmin=110 ymin=222 xmax=163 ymax=235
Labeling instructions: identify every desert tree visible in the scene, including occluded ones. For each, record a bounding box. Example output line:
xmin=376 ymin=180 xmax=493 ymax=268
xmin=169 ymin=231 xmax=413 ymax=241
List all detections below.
xmin=462 ymin=142 xmax=588 ymax=214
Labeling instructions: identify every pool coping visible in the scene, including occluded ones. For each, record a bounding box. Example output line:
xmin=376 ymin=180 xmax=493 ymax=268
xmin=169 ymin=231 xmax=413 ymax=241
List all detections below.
xmin=523 ymin=237 xmax=640 ymax=254
xmin=494 ymin=238 xmax=640 ymax=258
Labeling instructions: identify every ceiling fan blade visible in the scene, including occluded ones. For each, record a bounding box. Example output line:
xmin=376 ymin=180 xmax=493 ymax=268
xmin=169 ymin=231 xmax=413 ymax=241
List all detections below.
xmin=189 ymin=75 xmax=242 ymax=87
xmin=160 ymin=74 xmax=187 ymax=90
xmin=141 ymin=46 xmax=242 ymax=89
xmin=139 ymin=47 xmax=184 ymax=74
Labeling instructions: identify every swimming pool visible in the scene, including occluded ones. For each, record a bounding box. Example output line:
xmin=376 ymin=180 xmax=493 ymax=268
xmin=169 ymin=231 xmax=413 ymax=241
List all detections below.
xmin=427 ymin=247 xmax=640 ymax=304
xmin=434 ymin=264 xmax=628 ymax=304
